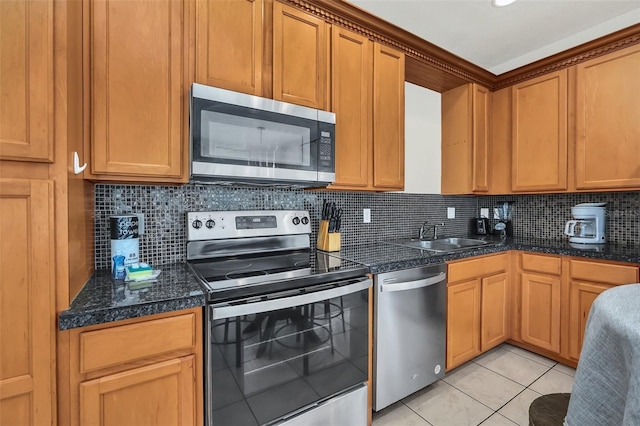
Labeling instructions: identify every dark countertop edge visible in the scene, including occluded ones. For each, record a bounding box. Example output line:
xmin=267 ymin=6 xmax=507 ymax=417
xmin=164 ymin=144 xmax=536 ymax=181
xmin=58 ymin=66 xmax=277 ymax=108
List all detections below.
xmin=363 ymin=242 xmax=639 ymax=274
xmin=58 ymin=294 xmax=206 ymax=331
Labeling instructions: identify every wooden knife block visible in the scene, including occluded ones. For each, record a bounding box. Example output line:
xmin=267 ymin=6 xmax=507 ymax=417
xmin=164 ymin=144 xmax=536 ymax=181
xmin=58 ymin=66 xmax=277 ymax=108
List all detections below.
xmin=317 ymin=220 xmax=341 ymax=252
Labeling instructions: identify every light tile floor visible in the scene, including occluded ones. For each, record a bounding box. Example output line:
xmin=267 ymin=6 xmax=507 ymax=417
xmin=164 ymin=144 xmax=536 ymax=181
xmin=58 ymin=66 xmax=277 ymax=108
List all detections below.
xmin=373 ymin=344 xmax=576 ymax=426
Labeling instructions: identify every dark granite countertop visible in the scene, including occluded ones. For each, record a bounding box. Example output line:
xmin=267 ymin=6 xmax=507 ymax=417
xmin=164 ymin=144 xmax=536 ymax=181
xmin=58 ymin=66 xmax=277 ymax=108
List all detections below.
xmin=60 ymin=237 xmax=638 ymax=329
xmin=335 ymin=236 xmax=640 ymax=274
xmin=59 ymin=263 xmax=206 ymax=330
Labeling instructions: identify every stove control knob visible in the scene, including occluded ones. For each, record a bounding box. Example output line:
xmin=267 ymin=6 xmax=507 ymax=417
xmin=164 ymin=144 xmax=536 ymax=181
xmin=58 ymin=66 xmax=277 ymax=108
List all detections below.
xmin=301 ymin=216 xmax=309 ymax=225
xmin=292 ymin=217 xmax=300 ymax=225
xmin=192 ymin=219 xmax=203 ymax=229
xmin=205 ymin=219 xmax=215 ymax=229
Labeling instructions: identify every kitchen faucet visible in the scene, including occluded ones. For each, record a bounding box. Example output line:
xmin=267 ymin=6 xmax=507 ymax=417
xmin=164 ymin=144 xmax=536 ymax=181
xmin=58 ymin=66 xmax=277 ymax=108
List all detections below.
xmin=418 ymin=221 xmax=445 ymax=240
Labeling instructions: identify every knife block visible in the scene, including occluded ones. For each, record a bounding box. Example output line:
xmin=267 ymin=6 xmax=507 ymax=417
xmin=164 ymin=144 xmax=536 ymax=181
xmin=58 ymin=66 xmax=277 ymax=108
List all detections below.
xmin=317 ymin=220 xmax=341 ymax=252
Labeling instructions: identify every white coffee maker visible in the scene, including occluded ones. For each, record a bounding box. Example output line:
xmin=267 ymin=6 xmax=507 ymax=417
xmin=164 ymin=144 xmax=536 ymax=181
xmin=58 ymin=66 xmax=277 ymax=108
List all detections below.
xmin=564 ymin=203 xmax=606 ymax=244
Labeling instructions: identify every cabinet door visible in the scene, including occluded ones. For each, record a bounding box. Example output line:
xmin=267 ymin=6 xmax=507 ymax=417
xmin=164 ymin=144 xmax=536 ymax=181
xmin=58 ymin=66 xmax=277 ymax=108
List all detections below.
xmin=80 ymin=356 xmax=195 ymax=426
xmin=520 ymin=272 xmax=561 ymax=352
xmin=568 ymin=280 xmax=613 ymax=360
xmin=447 ymin=280 xmax=481 ymax=370
xmin=90 ymin=0 xmax=185 ymax=179
xmin=273 ymin=3 xmax=328 ymax=109
xmin=329 ymin=27 xmax=371 ymax=189
xmin=195 ymin=0 xmax=263 ymax=96
xmin=441 ymin=84 xmax=472 ymax=194
xmin=373 ymin=43 xmax=405 ymax=190
xmin=575 ymin=44 xmax=640 ymax=190
xmin=0 ymin=179 xmax=54 ymax=426
xmin=481 ymin=272 xmax=509 ymax=351
xmin=472 ymin=84 xmax=490 ymax=192
xmin=0 ymin=0 xmax=53 ymax=162
xmin=488 ymin=87 xmax=512 ymax=194
xmin=512 ymin=70 xmax=568 ymax=192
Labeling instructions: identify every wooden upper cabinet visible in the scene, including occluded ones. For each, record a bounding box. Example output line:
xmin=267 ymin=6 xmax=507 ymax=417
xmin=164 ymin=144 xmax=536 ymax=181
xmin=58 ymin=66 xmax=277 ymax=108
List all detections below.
xmin=574 ymin=44 xmax=640 ymax=190
xmin=373 ymin=43 xmax=405 ymax=190
xmin=89 ymin=0 xmax=188 ymax=181
xmin=511 ymin=70 xmax=568 ymax=192
xmin=441 ymin=83 xmax=489 ymax=194
xmin=0 ymin=0 xmax=53 ymax=162
xmin=488 ymin=87 xmax=512 ymax=194
xmin=273 ymin=2 xmax=329 ymax=110
xmin=329 ymin=27 xmax=372 ymax=189
xmin=0 ymin=179 xmax=54 ymax=426
xmin=472 ymin=85 xmax=490 ymax=192
xmin=195 ymin=0 xmax=263 ymax=96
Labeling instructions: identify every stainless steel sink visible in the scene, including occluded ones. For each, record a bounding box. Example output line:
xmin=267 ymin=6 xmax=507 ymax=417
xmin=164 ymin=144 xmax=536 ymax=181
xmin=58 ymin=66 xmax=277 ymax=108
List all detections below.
xmin=385 ymin=237 xmax=491 ymax=253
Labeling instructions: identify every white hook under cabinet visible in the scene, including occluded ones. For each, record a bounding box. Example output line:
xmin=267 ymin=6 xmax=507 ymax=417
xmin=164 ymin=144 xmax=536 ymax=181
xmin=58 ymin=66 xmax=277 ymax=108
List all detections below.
xmin=73 ymin=152 xmax=87 ymax=175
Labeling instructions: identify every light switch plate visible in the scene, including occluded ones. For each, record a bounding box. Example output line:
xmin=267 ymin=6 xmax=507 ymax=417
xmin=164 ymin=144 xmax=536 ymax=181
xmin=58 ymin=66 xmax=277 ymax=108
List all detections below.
xmin=447 ymin=207 xmax=455 ymax=219
xmin=363 ymin=208 xmax=371 ymax=223
xmin=480 ymin=208 xmax=489 ymax=218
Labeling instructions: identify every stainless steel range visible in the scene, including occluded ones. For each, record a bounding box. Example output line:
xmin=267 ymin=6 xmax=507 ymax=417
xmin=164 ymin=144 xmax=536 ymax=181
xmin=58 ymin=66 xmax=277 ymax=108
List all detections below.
xmin=187 ymin=210 xmax=371 ymax=426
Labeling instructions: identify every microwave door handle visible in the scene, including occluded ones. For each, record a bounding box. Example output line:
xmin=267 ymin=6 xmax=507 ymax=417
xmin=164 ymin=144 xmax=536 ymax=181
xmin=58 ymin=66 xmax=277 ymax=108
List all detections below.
xmin=380 ymin=272 xmax=446 ymax=293
xmin=211 ymin=278 xmax=371 ymax=319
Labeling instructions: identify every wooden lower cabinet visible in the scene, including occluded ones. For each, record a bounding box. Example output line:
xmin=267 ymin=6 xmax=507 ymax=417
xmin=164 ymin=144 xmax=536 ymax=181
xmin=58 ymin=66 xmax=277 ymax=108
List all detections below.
xmin=80 ymin=356 xmax=196 ymax=426
xmin=481 ymin=272 xmax=509 ymax=351
xmin=566 ymin=259 xmax=639 ymax=360
xmin=520 ymin=272 xmax=561 ymax=353
xmin=447 ymin=279 xmax=482 ymax=369
xmin=63 ymin=308 xmax=203 ymax=426
xmin=446 ymin=254 xmax=509 ymax=370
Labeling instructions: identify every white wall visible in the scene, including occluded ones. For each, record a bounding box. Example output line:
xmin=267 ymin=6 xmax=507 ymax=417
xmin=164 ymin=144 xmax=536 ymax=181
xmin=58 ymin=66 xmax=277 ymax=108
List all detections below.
xmin=403 ymin=82 xmax=441 ymax=194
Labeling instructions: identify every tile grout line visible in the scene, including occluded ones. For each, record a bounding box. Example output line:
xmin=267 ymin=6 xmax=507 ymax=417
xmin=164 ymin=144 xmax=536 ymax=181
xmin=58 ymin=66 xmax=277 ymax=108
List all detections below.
xmin=398 ymin=400 xmax=434 ymax=426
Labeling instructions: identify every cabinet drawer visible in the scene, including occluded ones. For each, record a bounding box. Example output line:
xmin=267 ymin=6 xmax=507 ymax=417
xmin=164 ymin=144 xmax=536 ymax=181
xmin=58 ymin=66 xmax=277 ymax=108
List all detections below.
xmin=570 ymin=259 xmax=639 ymax=285
xmin=521 ymin=253 xmax=561 ymax=275
xmin=448 ymin=253 xmax=508 ymax=283
xmin=79 ymin=313 xmax=196 ymax=373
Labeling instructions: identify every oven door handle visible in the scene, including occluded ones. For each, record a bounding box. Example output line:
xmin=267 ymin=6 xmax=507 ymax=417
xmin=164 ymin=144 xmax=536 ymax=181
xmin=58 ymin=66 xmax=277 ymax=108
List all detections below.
xmin=211 ymin=277 xmax=372 ymax=319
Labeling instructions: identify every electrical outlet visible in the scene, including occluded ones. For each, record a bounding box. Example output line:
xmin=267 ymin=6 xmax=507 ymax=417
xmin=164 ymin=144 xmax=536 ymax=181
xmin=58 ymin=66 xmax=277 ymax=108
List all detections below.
xmin=363 ymin=208 xmax=371 ymax=223
xmin=447 ymin=207 xmax=456 ymax=219
xmin=480 ymin=208 xmax=489 ymax=218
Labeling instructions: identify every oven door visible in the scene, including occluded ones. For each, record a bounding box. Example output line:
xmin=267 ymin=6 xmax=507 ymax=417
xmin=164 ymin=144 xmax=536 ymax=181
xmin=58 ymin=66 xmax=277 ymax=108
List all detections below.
xmin=191 ymin=83 xmax=335 ymax=186
xmin=205 ymin=277 xmax=371 ymax=426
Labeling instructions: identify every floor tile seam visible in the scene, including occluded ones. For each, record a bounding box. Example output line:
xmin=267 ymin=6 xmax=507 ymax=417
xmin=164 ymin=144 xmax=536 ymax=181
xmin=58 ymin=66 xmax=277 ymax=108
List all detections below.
xmin=499 ymin=346 xmax=561 ymax=368
xmin=526 ymin=364 xmax=558 ymax=390
xmin=478 ymin=411 xmax=518 ymax=426
xmin=465 ymin=360 xmax=539 ymax=389
xmin=440 ymin=379 xmax=508 ymax=414
xmin=550 ymin=366 xmax=577 ymax=379
xmin=398 ymin=400 xmax=434 ymax=426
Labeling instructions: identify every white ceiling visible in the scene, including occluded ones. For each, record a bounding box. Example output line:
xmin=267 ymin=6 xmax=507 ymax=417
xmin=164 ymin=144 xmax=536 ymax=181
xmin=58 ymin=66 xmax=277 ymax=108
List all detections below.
xmin=349 ymin=0 xmax=640 ymax=75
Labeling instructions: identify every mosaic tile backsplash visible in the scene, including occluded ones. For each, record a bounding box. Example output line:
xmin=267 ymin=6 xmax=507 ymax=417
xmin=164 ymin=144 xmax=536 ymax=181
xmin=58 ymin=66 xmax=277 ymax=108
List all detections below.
xmin=94 ymin=184 xmax=476 ymax=269
xmin=94 ymin=184 xmax=639 ymax=269
xmin=477 ymin=192 xmax=639 ymax=247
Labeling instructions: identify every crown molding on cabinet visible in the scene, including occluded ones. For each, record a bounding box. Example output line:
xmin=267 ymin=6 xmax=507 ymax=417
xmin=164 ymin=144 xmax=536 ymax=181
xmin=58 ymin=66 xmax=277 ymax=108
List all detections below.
xmin=495 ymin=23 xmax=640 ymax=89
xmin=281 ymin=1 xmax=640 ymax=92
xmin=282 ymin=0 xmax=496 ymax=92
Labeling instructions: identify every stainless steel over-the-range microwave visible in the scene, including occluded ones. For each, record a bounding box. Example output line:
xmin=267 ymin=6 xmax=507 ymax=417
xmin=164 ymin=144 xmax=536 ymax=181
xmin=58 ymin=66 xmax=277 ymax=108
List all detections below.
xmin=190 ymin=83 xmax=336 ymax=187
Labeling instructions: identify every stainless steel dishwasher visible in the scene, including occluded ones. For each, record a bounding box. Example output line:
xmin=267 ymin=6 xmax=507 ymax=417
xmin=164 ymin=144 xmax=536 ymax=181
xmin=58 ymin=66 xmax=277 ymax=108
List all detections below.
xmin=373 ymin=263 xmax=447 ymax=411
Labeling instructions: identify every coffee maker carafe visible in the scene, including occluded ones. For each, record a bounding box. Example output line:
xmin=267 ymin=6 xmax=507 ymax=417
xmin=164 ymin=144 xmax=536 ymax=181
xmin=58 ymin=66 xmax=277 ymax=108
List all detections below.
xmin=564 ymin=203 xmax=606 ymax=244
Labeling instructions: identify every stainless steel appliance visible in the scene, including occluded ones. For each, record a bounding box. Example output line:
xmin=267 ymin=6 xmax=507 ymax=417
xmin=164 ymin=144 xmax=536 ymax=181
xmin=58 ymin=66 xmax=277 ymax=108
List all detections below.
xmin=564 ymin=202 xmax=606 ymax=244
xmin=373 ymin=264 xmax=447 ymax=411
xmin=190 ymin=83 xmax=336 ymax=187
xmin=187 ymin=210 xmax=371 ymax=426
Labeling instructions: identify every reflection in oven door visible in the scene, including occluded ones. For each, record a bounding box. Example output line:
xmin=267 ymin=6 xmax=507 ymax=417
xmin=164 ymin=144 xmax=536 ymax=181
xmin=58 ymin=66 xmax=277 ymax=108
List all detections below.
xmin=205 ymin=279 xmax=370 ymax=426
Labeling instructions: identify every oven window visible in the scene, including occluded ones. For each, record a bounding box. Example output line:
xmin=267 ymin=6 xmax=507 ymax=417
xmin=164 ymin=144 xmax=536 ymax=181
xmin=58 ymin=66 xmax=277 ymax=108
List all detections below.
xmin=207 ymin=288 xmax=369 ymax=426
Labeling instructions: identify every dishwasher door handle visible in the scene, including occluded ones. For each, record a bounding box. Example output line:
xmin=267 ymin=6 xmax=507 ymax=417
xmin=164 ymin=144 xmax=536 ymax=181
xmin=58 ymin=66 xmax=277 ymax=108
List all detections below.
xmin=380 ymin=272 xmax=446 ymax=293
